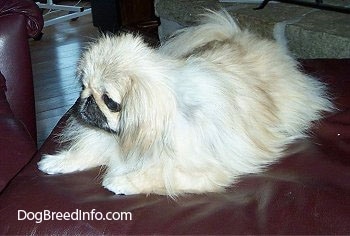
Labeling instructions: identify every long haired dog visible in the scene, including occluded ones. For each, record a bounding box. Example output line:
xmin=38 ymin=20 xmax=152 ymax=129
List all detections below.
xmin=38 ymin=11 xmax=333 ymax=197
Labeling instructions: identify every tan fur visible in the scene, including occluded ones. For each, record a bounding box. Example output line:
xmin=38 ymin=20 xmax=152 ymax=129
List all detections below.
xmin=38 ymin=10 xmax=333 ymax=197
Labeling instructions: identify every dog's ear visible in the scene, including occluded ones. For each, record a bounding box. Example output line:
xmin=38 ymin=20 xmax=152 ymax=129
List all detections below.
xmin=117 ymin=75 xmax=175 ymax=157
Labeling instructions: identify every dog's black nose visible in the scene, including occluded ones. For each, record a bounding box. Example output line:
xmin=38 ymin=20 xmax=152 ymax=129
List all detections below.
xmin=83 ymin=96 xmax=99 ymax=115
xmin=73 ymin=96 xmax=117 ymax=134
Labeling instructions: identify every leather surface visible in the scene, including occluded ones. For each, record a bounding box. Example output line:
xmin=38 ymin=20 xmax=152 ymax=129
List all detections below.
xmin=0 ymin=73 xmax=36 ymax=193
xmin=0 ymin=0 xmax=40 ymax=193
xmin=0 ymin=59 xmax=349 ymax=234
xmin=0 ymin=0 xmax=43 ymax=141
xmin=0 ymin=115 xmax=36 ymax=192
xmin=0 ymin=72 xmax=11 ymax=115
xmin=0 ymin=0 xmax=44 ymax=38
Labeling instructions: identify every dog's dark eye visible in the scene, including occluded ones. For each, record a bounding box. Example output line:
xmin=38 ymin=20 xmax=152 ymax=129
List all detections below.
xmin=102 ymin=94 xmax=121 ymax=112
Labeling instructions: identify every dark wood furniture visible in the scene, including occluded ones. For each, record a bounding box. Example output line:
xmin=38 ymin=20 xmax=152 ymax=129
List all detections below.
xmin=91 ymin=0 xmax=159 ymax=39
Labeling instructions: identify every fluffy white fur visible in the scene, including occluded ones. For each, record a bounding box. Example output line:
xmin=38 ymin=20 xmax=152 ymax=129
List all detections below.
xmin=38 ymin=10 xmax=333 ymax=197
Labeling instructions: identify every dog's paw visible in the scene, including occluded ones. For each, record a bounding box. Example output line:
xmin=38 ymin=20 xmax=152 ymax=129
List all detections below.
xmin=102 ymin=176 xmax=139 ymax=195
xmin=38 ymin=153 xmax=78 ymax=175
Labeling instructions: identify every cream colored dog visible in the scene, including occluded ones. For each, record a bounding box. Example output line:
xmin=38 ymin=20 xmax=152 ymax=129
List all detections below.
xmin=38 ymin=10 xmax=333 ymax=197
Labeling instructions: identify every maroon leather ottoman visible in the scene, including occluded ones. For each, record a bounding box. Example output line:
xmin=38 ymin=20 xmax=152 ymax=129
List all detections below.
xmin=0 ymin=59 xmax=349 ymax=234
xmin=0 ymin=0 xmax=42 ymax=194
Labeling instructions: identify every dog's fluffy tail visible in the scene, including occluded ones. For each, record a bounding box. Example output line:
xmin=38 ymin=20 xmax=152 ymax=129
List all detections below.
xmin=159 ymin=9 xmax=240 ymax=58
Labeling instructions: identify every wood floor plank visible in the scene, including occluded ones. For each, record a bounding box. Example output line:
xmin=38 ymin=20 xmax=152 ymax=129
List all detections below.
xmin=32 ymin=54 xmax=82 ymax=68
xmin=34 ymin=76 xmax=80 ymax=90
xmin=36 ymin=104 xmax=73 ymax=121
xmin=33 ymin=69 xmax=78 ymax=83
xmin=35 ymin=84 xmax=81 ymax=100
xmin=31 ymin=44 xmax=85 ymax=62
xmin=35 ymin=94 xmax=79 ymax=113
xmin=31 ymin=12 xmax=97 ymax=147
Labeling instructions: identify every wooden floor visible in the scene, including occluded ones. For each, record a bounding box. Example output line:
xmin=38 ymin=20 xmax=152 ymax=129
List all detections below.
xmin=30 ymin=13 xmax=99 ymax=147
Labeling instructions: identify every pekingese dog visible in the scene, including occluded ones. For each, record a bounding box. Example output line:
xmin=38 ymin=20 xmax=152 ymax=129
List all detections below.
xmin=38 ymin=10 xmax=333 ymax=197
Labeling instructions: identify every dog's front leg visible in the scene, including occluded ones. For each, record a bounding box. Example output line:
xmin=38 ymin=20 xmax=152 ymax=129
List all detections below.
xmin=102 ymin=165 xmax=166 ymax=195
xmin=38 ymin=150 xmax=109 ymax=175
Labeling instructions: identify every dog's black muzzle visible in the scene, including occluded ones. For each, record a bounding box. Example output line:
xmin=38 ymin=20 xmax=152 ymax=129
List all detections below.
xmin=72 ymin=96 xmax=116 ymax=134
